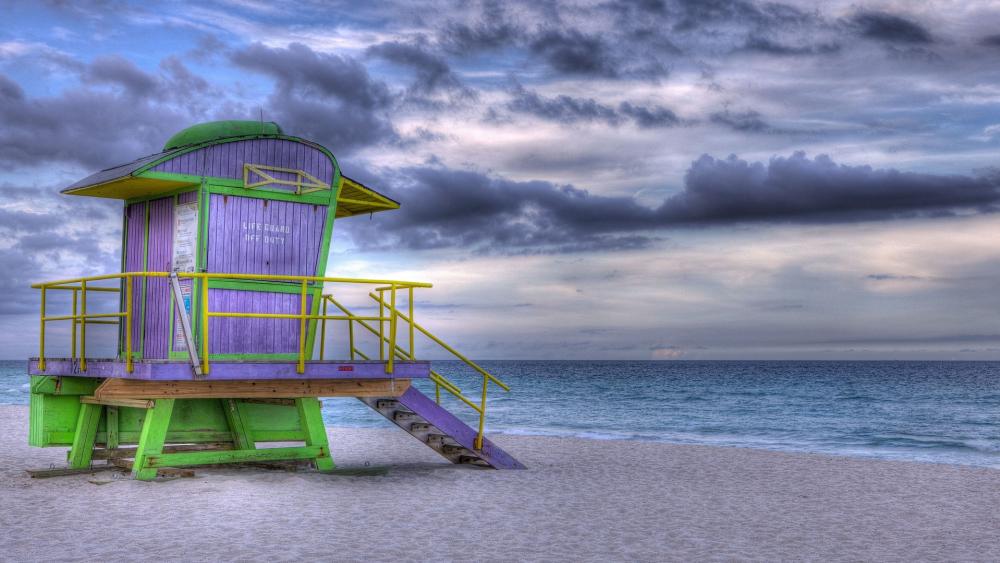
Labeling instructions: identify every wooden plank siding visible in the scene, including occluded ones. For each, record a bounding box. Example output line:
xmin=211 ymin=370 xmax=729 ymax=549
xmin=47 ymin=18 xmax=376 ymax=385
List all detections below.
xmin=150 ymin=138 xmax=334 ymax=188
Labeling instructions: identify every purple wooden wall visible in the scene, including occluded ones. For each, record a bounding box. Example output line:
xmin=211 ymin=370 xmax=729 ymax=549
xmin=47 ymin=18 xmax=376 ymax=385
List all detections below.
xmin=123 ymin=191 xmax=200 ymax=359
xmin=124 ymin=202 xmax=146 ymax=354
xmin=207 ymin=289 xmax=313 ymax=355
xmin=207 ymin=194 xmax=326 ymax=277
xmin=142 ymin=197 xmax=173 ymax=359
xmin=139 ymin=138 xmax=337 ymax=359
xmin=151 ymin=139 xmax=334 ymax=188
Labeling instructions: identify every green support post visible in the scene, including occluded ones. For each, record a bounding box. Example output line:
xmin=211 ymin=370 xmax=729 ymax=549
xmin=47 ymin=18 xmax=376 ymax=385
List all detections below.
xmin=223 ymin=399 xmax=255 ymax=451
xmin=106 ymin=406 xmax=119 ymax=450
xmin=296 ymin=397 xmax=334 ymax=472
xmin=67 ymin=403 xmax=102 ymax=469
xmin=132 ymin=399 xmax=175 ymax=481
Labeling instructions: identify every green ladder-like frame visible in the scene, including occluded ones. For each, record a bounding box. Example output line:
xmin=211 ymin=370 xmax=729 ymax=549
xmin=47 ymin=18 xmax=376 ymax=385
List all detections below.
xmin=67 ymin=397 xmax=335 ymax=481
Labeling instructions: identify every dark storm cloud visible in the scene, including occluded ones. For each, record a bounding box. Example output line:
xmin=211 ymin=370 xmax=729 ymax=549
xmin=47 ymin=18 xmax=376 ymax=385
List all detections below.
xmin=618 ymin=102 xmax=680 ymax=128
xmin=83 ymin=55 xmax=159 ymax=97
xmin=342 ymin=165 xmax=664 ymax=253
xmin=849 ymin=11 xmax=933 ymax=44
xmin=231 ymin=42 xmax=397 ymax=153
xmin=979 ymin=34 xmax=1000 ymax=48
xmin=0 ymin=70 xmax=197 ymax=169
xmin=663 ymin=152 xmax=998 ymax=223
xmin=504 ymin=84 xmax=680 ymax=128
xmin=367 ymin=41 xmax=467 ymax=96
xmin=710 ymin=109 xmax=771 ymax=132
xmin=347 ymin=152 xmax=1000 ymax=253
xmin=506 ymin=85 xmax=621 ymax=125
xmin=529 ymin=30 xmax=621 ymax=78
xmin=740 ymin=35 xmax=840 ymax=56
xmin=231 ymin=42 xmax=391 ymax=110
xmin=665 ymin=0 xmax=812 ymax=31
xmin=0 ymin=183 xmax=119 ymax=314
xmin=866 ymin=274 xmax=923 ymax=281
xmin=438 ymin=0 xmax=521 ymax=54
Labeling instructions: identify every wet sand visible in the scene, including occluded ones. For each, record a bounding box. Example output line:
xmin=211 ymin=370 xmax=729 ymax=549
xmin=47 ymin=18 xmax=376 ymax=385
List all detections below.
xmin=1 ymin=405 xmax=997 ymax=561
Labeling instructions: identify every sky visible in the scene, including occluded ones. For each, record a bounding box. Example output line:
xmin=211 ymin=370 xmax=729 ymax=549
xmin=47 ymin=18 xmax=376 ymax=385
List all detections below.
xmin=1 ymin=0 xmax=1000 ymax=360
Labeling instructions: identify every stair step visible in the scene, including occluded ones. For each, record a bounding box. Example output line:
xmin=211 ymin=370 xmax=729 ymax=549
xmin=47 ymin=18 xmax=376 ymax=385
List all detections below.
xmin=393 ymin=411 xmax=419 ymax=422
xmin=358 ymin=390 xmax=526 ymax=470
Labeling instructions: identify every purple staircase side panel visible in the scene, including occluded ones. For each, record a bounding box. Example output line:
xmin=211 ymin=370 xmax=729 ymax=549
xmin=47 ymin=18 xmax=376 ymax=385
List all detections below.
xmin=396 ymin=387 xmax=526 ymax=470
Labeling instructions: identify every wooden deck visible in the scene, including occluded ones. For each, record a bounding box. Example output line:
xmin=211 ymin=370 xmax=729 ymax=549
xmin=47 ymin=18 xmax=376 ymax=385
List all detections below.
xmin=28 ymin=358 xmax=430 ymax=381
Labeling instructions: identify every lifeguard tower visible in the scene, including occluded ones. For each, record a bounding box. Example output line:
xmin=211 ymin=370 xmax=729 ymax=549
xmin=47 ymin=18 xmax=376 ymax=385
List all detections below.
xmin=28 ymin=120 xmax=523 ymax=479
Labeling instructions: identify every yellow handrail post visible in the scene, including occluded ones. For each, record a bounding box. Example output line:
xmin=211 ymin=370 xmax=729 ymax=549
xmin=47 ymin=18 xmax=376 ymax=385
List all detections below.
xmin=298 ymin=279 xmax=307 ymax=374
xmin=348 ymin=318 xmax=355 ymax=360
xmin=38 ymin=286 xmax=46 ymax=372
xmin=319 ymin=296 xmax=327 ymax=361
xmin=200 ymin=276 xmax=209 ymax=375
xmin=125 ymin=274 xmax=133 ymax=373
xmin=378 ymin=289 xmax=385 ymax=360
xmin=476 ymin=373 xmax=488 ymax=450
xmin=70 ymin=288 xmax=77 ymax=362
xmin=387 ymin=285 xmax=397 ymax=374
xmin=348 ymin=296 xmax=354 ymax=360
xmin=408 ymin=286 xmax=414 ymax=359
xmin=80 ymin=280 xmax=87 ymax=372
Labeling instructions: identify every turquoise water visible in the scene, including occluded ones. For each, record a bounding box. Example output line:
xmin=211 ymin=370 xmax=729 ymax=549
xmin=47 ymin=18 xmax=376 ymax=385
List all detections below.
xmin=3 ymin=360 xmax=997 ymax=468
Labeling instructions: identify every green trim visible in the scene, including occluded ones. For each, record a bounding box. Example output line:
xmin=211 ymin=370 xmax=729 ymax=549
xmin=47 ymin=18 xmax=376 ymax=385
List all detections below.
xmin=140 ymin=170 xmax=240 ymax=188
xmin=124 ymin=182 xmax=198 ymax=205
xmin=306 ymin=165 xmax=342 ymax=360
xmin=206 ymin=183 xmax=332 ymax=205
xmin=40 ymin=430 xmax=308 ymax=447
xmin=208 ymin=279 xmax=322 ymax=294
xmin=195 ymin=180 xmax=209 ymax=350
xmin=147 ymin=445 xmax=322 ymax=468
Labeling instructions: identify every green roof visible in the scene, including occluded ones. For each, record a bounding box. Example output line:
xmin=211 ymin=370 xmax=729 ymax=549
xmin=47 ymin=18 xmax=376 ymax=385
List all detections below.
xmin=163 ymin=120 xmax=283 ymax=150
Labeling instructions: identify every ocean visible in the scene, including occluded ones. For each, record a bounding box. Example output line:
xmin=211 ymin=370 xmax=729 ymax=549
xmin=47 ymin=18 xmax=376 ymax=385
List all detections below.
xmin=3 ymin=360 xmax=997 ymax=469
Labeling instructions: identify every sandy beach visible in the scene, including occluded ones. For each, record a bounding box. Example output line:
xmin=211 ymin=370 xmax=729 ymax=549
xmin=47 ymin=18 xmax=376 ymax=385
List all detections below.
xmin=0 ymin=405 xmax=997 ymax=561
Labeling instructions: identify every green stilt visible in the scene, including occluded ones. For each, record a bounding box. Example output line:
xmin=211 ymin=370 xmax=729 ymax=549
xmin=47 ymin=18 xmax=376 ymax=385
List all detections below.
xmin=67 ymin=402 xmax=102 ymax=469
xmin=223 ymin=399 xmax=255 ymax=451
xmin=296 ymin=397 xmax=334 ymax=472
xmin=106 ymin=405 xmax=119 ymax=450
xmin=132 ymin=398 xmax=175 ymax=481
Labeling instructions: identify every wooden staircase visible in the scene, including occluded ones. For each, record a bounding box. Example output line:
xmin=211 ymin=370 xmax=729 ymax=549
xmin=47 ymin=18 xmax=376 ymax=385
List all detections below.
xmin=361 ymin=387 xmax=525 ymax=470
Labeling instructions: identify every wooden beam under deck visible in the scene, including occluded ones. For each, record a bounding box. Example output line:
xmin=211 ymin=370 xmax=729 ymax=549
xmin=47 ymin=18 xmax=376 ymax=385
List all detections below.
xmin=93 ymin=378 xmax=411 ymax=399
xmin=80 ymin=396 xmax=155 ymax=409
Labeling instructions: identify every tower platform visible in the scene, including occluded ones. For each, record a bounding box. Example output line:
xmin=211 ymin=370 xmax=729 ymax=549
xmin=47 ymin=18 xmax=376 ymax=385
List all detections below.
xmin=29 ymin=358 xmax=430 ymax=380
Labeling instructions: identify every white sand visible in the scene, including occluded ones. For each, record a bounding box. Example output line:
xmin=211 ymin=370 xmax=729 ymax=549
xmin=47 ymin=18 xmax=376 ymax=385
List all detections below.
xmin=1 ymin=405 xmax=997 ymax=562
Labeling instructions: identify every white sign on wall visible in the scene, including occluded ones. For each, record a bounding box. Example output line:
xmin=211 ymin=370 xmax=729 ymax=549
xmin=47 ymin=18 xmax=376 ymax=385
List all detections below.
xmin=172 ymin=201 xmax=198 ymax=272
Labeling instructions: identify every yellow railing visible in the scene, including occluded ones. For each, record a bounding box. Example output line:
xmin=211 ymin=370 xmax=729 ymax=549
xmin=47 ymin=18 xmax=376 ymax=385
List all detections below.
xmin=33 ymin=272 xmax=429 ymax=376
xmin=33 ymin=271 xmax=510 ymax=450
xmin=319 ymin=292 xmax=510 ymax=450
